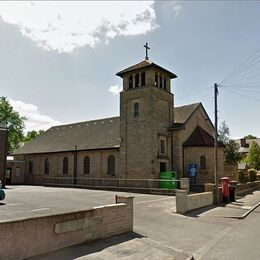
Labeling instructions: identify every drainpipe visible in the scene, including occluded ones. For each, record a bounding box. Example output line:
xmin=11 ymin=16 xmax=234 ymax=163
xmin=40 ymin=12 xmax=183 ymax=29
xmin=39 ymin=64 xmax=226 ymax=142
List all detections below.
xmin=182 ymin=146 xmax=185 ymax=178
xmin=171 ymin=130 xmax=174 ymax=171
xmin=74 ymin=145 xmax=78 ymax=185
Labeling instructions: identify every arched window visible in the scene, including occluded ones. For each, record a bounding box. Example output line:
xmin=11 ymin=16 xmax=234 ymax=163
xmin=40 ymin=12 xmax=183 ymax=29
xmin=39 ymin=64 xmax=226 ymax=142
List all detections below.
xmin=84 ymin=156 xmax=90 ymax=174
xmin=159 ymin=75 xmax=163 ymax=89
xmin=134 ymin=102 xmax=139 ymax=117
xmin=44 ymin=158 xmax=49 ymax=175
xmin=141 ymin=71 xmax=145 ymax=86
xmin=155 ymin=73 xmax=158 ymax=86
xmin=28 ymin=159 xmax=33 ymax=174
xmin=129 ymin=75 xmax=133 ymax=89
xmin=63 ymin=157 xmax=69 ymax=174
xmin=135 ymin=73 xmax=139 ymax=88
xmin=107 ymin=155 xmax=115 ymax=176
xmin=200 ymin=155 xmax=206 ymax=170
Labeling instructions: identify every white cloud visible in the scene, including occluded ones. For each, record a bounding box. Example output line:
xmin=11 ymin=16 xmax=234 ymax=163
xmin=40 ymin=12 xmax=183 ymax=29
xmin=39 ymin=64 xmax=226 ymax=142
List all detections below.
xmin=173 ymin=5 xmax=182 ymax=15
xmin=108 ymin=85 xmax=122 ymax=96
xmin=8 ymin=98 xmax=61 ymax=132
xmin=0 ymin=1 xmax=156 ymax=53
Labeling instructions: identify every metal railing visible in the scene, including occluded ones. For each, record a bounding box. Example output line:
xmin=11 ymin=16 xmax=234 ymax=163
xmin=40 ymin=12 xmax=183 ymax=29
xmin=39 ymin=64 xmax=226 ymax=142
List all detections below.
xmin=43 ymin=176 xmax=180 ymax=190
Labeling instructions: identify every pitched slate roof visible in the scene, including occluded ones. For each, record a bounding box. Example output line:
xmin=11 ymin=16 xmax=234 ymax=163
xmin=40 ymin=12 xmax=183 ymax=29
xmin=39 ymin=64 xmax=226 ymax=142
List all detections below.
xmin=13 ymin=117 xmax=120 ymax=155
xmin=116 ymin=59 xmax=177 ymax=79
xmin=183 ymin=126 xmax=225 ymax=147
xmin=174 ymin=103 xmax=201 ymax=125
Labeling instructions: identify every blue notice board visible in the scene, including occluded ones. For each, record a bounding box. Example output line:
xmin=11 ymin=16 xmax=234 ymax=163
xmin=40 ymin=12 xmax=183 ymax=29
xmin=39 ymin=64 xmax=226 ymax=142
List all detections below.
xmin=188 ymin=164 xmax=198 ymax=177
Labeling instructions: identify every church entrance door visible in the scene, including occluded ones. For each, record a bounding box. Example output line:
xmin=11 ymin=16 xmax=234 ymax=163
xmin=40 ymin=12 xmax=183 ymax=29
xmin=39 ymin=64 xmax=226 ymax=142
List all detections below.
xmin=160 ymin=162 xmax=166 ymax=173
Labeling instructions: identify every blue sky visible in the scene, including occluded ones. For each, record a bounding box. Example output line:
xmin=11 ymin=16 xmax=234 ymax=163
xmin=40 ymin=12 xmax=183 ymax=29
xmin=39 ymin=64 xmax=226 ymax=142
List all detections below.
xmin=0 ymin=1 xmax=259 ymax=138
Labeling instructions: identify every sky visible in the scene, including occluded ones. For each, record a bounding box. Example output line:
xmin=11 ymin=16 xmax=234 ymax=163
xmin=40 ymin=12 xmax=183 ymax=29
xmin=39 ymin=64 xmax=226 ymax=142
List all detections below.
xmin=0 ymin=1 xmax=260 ymax=138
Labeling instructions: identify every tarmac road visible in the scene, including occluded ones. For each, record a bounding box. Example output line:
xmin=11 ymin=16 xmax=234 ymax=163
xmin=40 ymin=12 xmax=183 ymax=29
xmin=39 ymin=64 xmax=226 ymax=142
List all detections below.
xmin=194 ymin=204 xmax=260 ymax=260
xmin=2 ymin=186 xmax=259 ymax=259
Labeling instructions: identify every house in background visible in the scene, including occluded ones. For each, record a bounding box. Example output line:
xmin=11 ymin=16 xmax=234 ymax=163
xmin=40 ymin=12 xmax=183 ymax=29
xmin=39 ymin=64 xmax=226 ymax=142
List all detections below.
xmin=236 ymin=138 xmax=260 ymax=159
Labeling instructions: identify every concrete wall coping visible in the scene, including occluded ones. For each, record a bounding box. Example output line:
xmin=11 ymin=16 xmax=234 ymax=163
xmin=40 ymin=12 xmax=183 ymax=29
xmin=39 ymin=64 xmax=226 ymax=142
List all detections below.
xmin=175 ymin=189 xmax=188 ymax=194
xmin=0 ymin=203 xmax=126 ymax=224
xmin=93 ymin=203 xmax=125 ymax=209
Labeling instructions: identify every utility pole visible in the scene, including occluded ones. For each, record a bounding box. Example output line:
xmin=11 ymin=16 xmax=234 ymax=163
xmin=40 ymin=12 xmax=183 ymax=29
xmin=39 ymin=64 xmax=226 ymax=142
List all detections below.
xmin=214 ymin=83 xmax=219 ymax=204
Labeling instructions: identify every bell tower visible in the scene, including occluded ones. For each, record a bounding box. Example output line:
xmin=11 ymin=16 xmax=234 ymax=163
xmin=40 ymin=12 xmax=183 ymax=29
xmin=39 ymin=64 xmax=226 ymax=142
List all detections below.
xmin=117 ymin=45 xmax=177 ymax=181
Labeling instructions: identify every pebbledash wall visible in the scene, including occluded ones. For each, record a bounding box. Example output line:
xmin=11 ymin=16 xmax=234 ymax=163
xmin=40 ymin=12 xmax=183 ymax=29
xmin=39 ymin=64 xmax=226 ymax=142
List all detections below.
xmin=0 ymin=195 xmax=134 ymax=260
xmin=15 ymin=149 xmax=119 ymax=185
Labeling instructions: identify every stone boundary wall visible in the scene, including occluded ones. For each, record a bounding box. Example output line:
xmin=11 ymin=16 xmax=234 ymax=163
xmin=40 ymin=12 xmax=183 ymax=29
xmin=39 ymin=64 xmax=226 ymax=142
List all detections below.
xmin=0 ymin=196 xmax=134 ymax=260
xmin=176 ymin=190 xmax=213 ymax=214
xmin=236 ymin=181 xmax=260 ymax=195
xmin=204 ymin=181 xmax=260 ymax=200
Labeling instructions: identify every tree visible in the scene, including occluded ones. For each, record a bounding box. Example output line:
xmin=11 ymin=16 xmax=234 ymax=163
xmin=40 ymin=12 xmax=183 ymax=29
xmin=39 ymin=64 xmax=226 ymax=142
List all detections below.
xmin=224 ymin=139 xmax=241 ymax=164
xmin=218 ymin=121 xmax=241 ymax=164
xmin=243 ymin=134 xmax=257 ymax=139
xmin=0 ymin=97 xmax=25 ymax=154
xmin=246 ymin=141 xmax=260 ymax=170
xmin=24 ymin=130 xmax=44 ymax=144
xmin=218 ymin=121 xmax=230 ymax=145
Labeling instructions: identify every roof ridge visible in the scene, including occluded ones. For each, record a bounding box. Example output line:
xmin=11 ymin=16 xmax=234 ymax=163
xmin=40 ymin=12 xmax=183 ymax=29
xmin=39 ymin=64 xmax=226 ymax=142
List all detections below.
xmin=175 ymin=102 xmax=201 ymax=109
xmin=50 ymin=116 xmax=120 ymax=129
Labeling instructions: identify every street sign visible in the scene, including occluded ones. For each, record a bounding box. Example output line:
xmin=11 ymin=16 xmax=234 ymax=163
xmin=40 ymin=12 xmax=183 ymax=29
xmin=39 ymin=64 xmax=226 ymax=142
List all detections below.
xmin=188 ymin=164 xmax=198 ymax=177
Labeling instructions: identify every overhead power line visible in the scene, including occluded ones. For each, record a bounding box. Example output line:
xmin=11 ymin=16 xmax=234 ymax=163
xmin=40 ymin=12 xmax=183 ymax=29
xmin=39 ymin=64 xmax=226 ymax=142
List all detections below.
xmin=221 ymin=87 xmax=260 ymax=103
xmin=220 ymin=49 xmax=260 ymax=85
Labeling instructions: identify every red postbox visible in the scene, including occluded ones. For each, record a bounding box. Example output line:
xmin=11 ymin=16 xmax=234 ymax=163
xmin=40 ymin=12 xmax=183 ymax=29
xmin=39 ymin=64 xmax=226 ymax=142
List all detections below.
xmin=221 ymin=177 xmax=230 ymax=203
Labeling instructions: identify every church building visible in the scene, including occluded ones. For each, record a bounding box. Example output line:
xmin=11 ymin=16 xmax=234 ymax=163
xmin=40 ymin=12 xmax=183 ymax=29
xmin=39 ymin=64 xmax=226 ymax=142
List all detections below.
xmin=13 ymin=47 xmax=225 ymax=186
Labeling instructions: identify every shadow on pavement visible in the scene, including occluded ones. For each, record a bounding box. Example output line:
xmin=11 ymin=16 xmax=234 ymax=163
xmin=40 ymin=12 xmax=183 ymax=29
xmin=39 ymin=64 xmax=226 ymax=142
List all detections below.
xmin=184 ymin=205 xmax=218 ymax=218
xmin=29 ymin=232 xmax=145 ymax=260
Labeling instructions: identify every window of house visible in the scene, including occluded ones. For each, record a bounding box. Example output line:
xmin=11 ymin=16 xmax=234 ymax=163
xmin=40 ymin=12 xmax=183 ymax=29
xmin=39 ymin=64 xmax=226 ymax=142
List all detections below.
xmin=141 ymin=71 xmax=145 ymax=86
xmin=84 ymin=156 xmax=90 ymax=174
xmin=44 ymin=158 xmax=49 ymax=175
xmin=63 ymin=157 xmax=69 ymax=174
xmin=28 ymin=159 xmax=33 ymax=174
xmin=200 ymin=155 xmax=206 ymax=170
xmin=160 ymin=139 xmax=166 ymax=154
xmin=129 ymin=75 xmax=133 ymax=89
xmin=134 ymin=102 xmax=140 ymax=117
xmin=107 ymin=155 xmax=115 ymax=176
xmin=135 ymin=73 xmax=139 ymax=88
xmin=164 ymin=78 xmax=167 ymax=90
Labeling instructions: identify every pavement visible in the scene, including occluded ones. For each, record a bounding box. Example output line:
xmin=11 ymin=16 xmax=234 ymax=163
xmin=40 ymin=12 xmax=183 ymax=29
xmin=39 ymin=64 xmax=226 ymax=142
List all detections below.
xmin=189 ymin=189 xmax=260 ymax=219
xmin=1 ymin=186 xmax=260 ymax=259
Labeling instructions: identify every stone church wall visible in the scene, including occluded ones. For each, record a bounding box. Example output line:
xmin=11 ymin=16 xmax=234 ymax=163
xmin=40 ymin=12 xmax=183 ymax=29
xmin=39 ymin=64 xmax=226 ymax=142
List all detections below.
xmin=184 ymin=146 xmax=225 ymax=184
xmin=172 ymin=106 xmax=214 ymax=178
xmin=119 ymin=86 xmax=173 ymax=180
xmin=16 ymin=149 xmax=119 ymax=185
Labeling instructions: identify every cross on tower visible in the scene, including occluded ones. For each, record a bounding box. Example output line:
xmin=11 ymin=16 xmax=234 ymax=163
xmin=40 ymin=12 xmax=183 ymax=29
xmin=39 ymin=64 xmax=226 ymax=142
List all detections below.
xmin=143 ymin=42 xmax=150 ymax=60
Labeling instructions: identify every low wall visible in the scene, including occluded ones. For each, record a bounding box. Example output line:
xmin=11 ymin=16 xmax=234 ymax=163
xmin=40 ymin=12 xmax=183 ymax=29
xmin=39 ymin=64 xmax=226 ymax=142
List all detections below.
xmin=0 ymin=195 xmax=134 ymax=260
xmin=237 ymin=181 xmax=260 ymax=195
xmin=176 ymin=190 xmax=213 ymax=214
xmin=204 ymin=181 xmax=260 ymax=201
